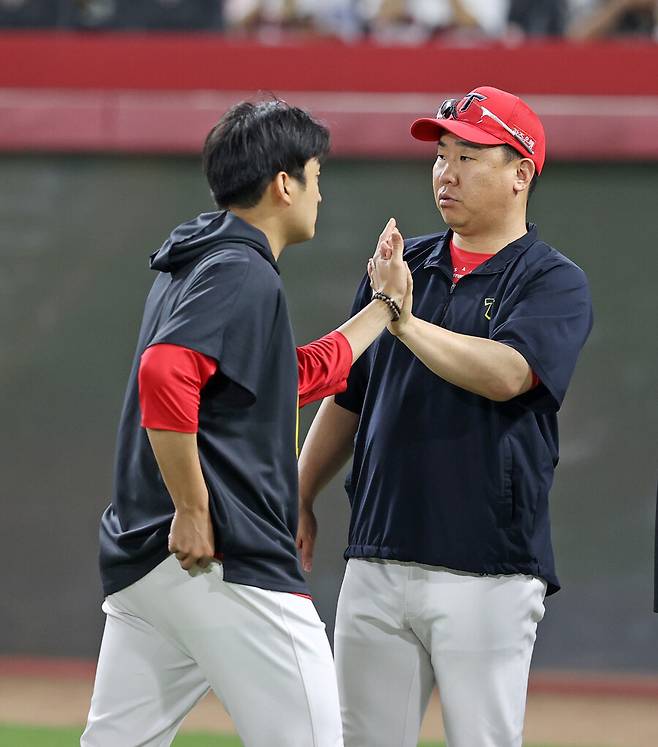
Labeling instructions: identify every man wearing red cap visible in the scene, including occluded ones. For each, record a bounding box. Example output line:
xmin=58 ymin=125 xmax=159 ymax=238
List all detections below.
xmin=297 ymin=87 xmax=593 ymax=747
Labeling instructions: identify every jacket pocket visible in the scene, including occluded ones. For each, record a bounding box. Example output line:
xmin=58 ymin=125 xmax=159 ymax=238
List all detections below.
xmin=495 ymin=435 xmax=514 ymax=528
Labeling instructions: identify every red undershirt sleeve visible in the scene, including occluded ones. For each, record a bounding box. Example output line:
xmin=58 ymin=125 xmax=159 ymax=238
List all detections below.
xmin=297 ymin=330 xmax=353 ymax=409
xmin=139 ymin=344 xmax=217 ymax=433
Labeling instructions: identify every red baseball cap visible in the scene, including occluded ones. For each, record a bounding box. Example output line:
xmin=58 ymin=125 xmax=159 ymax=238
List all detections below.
xmin=411 ymin=86 xmax=546 ymax=175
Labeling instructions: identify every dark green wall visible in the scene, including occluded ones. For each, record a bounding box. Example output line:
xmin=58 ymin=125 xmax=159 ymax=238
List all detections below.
xmin=1 ymin=155 xmax=656 ymax=670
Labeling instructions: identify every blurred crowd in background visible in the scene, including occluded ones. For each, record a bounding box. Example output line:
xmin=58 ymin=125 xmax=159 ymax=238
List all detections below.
xmin=0 ymin=0 xmax=656 ymax=41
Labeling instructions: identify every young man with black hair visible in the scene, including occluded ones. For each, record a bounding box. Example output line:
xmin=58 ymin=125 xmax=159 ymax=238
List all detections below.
xmin=81 ymin=100 xmax=407 ymax=747
xmin=297 ymin=87 xmax=593 ymax=747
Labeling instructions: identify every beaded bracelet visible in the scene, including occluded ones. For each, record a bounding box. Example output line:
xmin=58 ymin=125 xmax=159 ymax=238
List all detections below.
xmin=372 ymin=291 xmax=402 ymax=322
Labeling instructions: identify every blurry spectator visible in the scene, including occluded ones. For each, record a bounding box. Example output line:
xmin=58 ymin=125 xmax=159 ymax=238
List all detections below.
xmin=508 ymin=0 xmax=568 ymax=36
xmin=0 ymin=0 xmax=62 ymax=27
xmin=126 ymin=0 xmax=223 ymax=31
xmin=224 ymin=0 xmax=359 ymax=38
xmin=567 ymin=0 xmax=657 ymax=38
xmin=72 ymin=0 xmax=118 ymax=29
xmin=358 ymin=0 xmax=509 ymax=42
xmin=314 ymin=0 xmax=362 ymax=38
xmin=3 ymin=0 xmax=657 ymax=39
xmin=71 ymin=0 xmax=223 ymax=31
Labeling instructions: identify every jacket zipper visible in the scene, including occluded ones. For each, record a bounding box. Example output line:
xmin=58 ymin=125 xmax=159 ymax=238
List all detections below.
xmin=438 ymin=281 xmax=456 ymax=325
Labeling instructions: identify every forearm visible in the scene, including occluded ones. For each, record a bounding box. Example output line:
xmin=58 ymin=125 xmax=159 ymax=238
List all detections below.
xmin=337 ymin=299 xmax=396 ymax=363
xmin=394 ymin=316 xmax=532 ymax=401
xmin=146 ymin=429 xmax=209 ymax=513
xmin=298 ymin=397 xmax=359 ymax=508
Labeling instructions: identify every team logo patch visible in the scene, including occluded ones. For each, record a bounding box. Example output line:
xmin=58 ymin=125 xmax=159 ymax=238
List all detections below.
xmin=459 ymin=92 xmax=487 ymax=112
xmin=484 ymin=298 xmax=496 ymax=320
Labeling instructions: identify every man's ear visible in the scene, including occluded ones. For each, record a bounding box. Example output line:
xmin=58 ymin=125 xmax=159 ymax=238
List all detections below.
xmin=272 ymin=171 xmax=293 ymax=206
xmin=513 ymin=158 xmax=535 ymax=196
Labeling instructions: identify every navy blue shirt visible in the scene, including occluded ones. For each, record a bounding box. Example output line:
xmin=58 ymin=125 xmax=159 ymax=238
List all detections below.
xmin=335 ymin=225 xmax=593 ymax=595
xmin=99 ymin=211 xmax=307 ymax=596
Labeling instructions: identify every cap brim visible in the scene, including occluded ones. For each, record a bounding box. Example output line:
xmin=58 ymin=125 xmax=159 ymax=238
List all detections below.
xmin=411 ymin=118 xmax=505 ymax=146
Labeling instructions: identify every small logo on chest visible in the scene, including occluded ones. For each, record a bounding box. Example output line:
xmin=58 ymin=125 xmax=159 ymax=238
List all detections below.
xmin=484 ymin=297 xmax=496 ymax=320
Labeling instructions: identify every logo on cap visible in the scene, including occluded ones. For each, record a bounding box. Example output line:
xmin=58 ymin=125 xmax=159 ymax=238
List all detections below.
xmin=511 ymin=129 xmax=536 ymax=153
xmin=459 ymin=92 xmax=487 ymax=113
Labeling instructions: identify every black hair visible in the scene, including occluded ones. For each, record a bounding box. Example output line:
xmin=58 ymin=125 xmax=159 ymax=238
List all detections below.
xmin=202 ymin=99 xmax=330 ymax=209
xmin=500 ymin=143 xmax=539 ymax=198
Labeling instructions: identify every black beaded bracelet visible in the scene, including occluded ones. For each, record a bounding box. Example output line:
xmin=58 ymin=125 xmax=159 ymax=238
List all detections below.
xmin=373 ymin=291 xmax=402 ymax=322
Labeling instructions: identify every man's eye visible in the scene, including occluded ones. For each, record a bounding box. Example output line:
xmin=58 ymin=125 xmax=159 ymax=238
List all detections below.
xmin=460 ymin=155 xmax=473 ymax=161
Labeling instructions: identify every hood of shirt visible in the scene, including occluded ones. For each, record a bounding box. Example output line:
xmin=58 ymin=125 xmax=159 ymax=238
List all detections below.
xmin=149 ymin=210 xmax=279 ymax=274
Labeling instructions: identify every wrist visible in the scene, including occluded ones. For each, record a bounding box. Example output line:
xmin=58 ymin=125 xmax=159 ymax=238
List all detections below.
xmin=390 ymin=313 xmax=414 ymax=338
xmin=379 ymin=287 xmax=404 ymax=308
xmin=372 ymin=292 xmax=401 ymax=322
xmin=176 ymin=498 xmax=209 ymax=515
xmin=299 ymin=495 xmax=316 ymax=512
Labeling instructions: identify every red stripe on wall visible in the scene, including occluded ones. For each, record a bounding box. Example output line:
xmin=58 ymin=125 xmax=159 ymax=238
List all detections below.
xmin=2 ymin=34 xmax=657 ymax=157
xmin=1 ymin=89 xmax=657 ymax=158
xmin=1 ymin=34 xmax=658 ymax=96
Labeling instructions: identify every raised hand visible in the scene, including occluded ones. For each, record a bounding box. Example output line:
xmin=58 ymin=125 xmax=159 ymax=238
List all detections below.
xmin=388 ymin=262 xmax=414 ymax=336
xmin=374 ymin=217 xmax=396 ymax=261
xmin=368 ymin=219 xmax=407 ymax=307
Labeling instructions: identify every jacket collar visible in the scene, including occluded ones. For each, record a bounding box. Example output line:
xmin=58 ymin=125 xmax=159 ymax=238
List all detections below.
xmin=423 ymin=224 xmax=539 ymax=278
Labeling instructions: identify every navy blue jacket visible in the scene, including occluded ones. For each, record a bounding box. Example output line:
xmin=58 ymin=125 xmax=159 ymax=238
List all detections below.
xmin=99 ymin=211 xmax=307 ymax=596
xmin=335 ymin=226 xmax=593 ymax=594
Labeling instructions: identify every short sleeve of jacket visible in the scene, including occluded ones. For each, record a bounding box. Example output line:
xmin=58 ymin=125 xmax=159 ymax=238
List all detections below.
xmin=491 ymin=259 xmax=593 ymax=413
xmin=334 ymin=274 xmax=372 ymax=414
xmin=148 ymin=251 xmax=275 ymax=404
